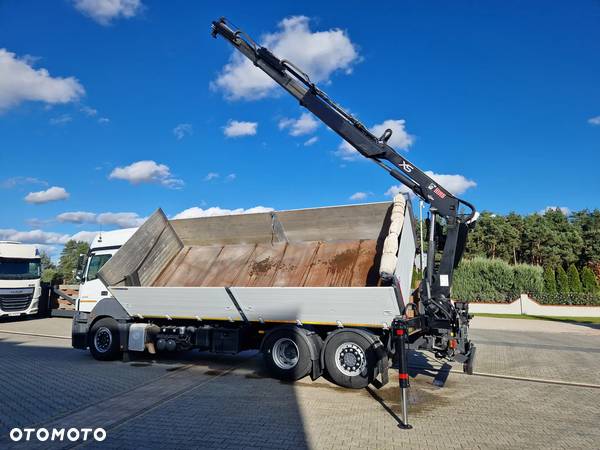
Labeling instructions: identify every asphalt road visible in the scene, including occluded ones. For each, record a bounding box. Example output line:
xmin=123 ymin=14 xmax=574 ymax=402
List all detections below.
xmin=0 ymin=317 xmax=598 ymax=449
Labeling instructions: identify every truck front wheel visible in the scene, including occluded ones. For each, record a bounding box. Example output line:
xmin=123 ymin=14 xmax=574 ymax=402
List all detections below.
xmin=88 ymin=318 xmax=121 ymax=361
xmin=262 ymin=328 xmax=312 ymax=381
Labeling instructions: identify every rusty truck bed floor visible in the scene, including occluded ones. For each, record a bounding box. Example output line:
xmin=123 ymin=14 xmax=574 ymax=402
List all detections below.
xmin=153 ymin=240 xmax=382 ymax=287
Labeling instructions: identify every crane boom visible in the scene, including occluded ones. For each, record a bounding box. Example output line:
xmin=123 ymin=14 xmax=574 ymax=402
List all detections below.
xmin=211 ymin=18 xmax=477 ymax=374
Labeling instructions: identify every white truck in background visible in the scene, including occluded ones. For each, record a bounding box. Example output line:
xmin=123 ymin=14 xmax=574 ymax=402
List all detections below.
xmin=76 ymin=228 xmax=137 ymax=313
xmin=0 ymin=241 xmax=42 ymax=317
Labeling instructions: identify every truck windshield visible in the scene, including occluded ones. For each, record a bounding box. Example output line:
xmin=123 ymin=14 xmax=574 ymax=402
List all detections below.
xmin=86 ymin=254 xmax=112 ymax=281
xmin=0 ymin=258 xmax=41 ymax=280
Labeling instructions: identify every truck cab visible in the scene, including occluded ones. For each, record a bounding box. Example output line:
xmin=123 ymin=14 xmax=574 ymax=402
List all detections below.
xmin=76 ymin=228 xmax=137 ymax=313
xmin=0 ymin=241 xmax=42 ymax=317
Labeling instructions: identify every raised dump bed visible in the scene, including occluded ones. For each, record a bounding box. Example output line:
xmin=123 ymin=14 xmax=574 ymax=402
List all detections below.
xmin=97 ymin=198 xmax=416 ymax=328
xmin=154 ymin=238 xmax=382 ymax=288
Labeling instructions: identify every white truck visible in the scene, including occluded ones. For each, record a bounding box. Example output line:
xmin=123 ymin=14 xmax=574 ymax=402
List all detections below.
xmin=76 ymin=228 xmax=137 ymax=313
xmin=0 ymin=241 xmax=42 ymax=317
xmin=73 ymin=199 xmax=418 ymax=389
xmin=73 ymin=18 xmax=479 ymax=427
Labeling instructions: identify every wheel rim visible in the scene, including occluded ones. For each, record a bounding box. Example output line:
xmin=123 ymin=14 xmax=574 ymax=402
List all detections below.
xmin=94 ymin=327 xmax=113 ymax=353
xmin=272 ymin=338 xmax=299 ymax=370
xmin=334 ymin=342 xmax=367 ymax=377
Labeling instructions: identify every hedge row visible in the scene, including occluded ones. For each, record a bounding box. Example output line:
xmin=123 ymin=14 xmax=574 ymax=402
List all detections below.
xmin=533 ymin=292 xmax=600 ymax=306
xmin=452 ymin=257 xmax=600 ymax=305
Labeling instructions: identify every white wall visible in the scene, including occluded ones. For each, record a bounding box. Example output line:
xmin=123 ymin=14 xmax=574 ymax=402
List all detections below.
xmin=467 ymin=294 xmax=600 ymax=318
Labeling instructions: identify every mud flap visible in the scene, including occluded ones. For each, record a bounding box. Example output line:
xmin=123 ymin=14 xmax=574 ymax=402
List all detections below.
xmin=308 ymin=332 xmax=324 ymax=380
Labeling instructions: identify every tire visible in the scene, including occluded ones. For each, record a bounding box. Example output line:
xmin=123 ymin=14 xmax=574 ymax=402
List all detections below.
xmin=323 ymin=331 xmax=378 ymax=389
xmin=88 ymin=318 xmax=121 ymax=361
xmin=262 ymin=328 xmax=313 ymax=381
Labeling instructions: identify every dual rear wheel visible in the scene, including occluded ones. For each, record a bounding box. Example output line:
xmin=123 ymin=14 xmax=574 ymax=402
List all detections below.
xmin=262 ymin=328 xmax=383 ymax=389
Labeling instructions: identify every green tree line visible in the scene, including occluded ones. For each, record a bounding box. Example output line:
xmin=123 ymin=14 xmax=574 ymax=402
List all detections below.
xmin=41 ymin=240 xmax=90 ymax=284
xmin=465 ymin=208 xmax=600 ymax=273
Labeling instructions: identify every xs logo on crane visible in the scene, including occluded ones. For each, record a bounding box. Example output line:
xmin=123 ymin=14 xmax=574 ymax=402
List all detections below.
xmin=399 ymin=161 xmax=413 ymax=173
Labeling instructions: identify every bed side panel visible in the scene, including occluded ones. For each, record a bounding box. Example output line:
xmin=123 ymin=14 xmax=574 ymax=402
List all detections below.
xmin=110 ymin=287 xmax=242 ymax=321
xmin=231 ymin=286 xmax=399 ymax=327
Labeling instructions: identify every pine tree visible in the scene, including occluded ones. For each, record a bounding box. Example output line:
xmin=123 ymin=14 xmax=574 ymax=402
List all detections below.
xmin=58 ymin=240 xmax=90 ymax=283
xmin=567 ymin=264 xmax=582 ymax=293
xmin=556 ymin=266 xmax=569 ymax=294
xmin=543 ymin=266 xmax=557 ymax=294
xmin=39 ymin=251 xmax=54 ymax=270
xmin=581 ymin=267 xmax=599 ymax=293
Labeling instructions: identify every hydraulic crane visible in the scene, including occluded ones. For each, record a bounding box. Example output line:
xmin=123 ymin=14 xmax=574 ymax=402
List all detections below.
xmin=212 ymin=17 xmax=478 ymax=425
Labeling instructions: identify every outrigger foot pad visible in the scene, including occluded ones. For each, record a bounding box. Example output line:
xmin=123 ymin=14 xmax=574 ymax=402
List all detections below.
xmin=463 ymin=345 xmax=476 ymax=375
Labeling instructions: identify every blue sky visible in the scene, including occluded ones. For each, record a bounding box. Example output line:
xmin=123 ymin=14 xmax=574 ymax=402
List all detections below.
xmin=1 ymin=0 xmax=599 ymax=258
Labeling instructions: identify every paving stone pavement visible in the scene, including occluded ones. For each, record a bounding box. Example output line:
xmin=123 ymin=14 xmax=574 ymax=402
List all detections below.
xmin=1 ymin=318 xmax=599 ymax=449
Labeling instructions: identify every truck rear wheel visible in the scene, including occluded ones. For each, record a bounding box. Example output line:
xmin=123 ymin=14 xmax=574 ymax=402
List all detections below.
xmin=262 ymin=328 xmax=312 ymax=381
xmin=89 ymin=318 xmax=121 ymax=361
xmin=323 ymin=331 xmax=377 ymax=389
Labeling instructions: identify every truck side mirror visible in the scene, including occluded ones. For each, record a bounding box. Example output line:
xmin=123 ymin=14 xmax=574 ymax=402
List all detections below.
xmin=75 ymin=254 xmax=87 ymax=282
xmin=76 ymin=254 xmax=86 ymax=271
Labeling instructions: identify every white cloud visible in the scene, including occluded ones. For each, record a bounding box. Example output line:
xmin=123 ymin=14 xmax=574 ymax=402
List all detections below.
xmin=73 ymin=0 xmax=142 ymax=25
xmin=212 ymin=16 xmax=359 ymax=101
xmin=0 ymin=229 xmax=70 ymax=245
xmin=57 ymin=211 xmax=145 ymax=228
xmin=349 ymin=192 xmax=370 ymax=201
xmin=98 ymin=117 xmax=110 ymax=124
xmin=1 ymin=177 xmax=47 ymax=189
xmin=0 ymin=228 xmax=100 ymax=261
xmin=57 ymin=211 xmax=97 ymax=223
xmin=204 ymin=172 xmax=219 ymax=181
xmin=385 ymin=171 xmax=476 ymax=198
xmin=424 ymin=171 xmax=477 ymax=196
xmin=24 ymin=186 xmax=69 ymax=204
xmin=336 ymin=119 xmax=414 ymax=161
xmin=109 ymin=160 xmax=183 ymax=188
xmin=69 ymin=230 xmax=102 ymax=243
xmin=80 ymin=106 xmax=97 ymax=116
xmin=223 ymin=120 xmax=258 ymax=138
xmin=36 ymin=244 xmax=59 ymax=255
xmin=385 ymin=184 xmax=412 ymax=197
xmin=172 ymin=206 xmax=274 ymax=220
xmin=588 ymin=116 xmax=600 ymax=126
xmin=97 ymin=212 xmax=145 ymax=228
xmin=371 ymin=120 xmax=414 ymax=150
xmin=304 ymin=136 xmax=319 ymax=146
xmin=173 ymin=123 xmax=193 ymax=140
xmin=335 ymin=141 xmax=360 ymax=161
xmin=0 ymin=48 xmax=84 ymax=112
xmin=225 ymin=173 xmax=236 ymax=182
xmin=25 ymin=218 xmax=51 ymax=228
xmin=49 ymin=114 xmax=72 ymax=125
xmin=540 ymin=206 xmax=570 ymax=216
xmin=279 ymin=112 xmax=319 ymax=136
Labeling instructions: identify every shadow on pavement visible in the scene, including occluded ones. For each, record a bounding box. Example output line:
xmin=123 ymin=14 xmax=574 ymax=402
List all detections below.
xmin=0 ymin=334 xmax=311 ymax=449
